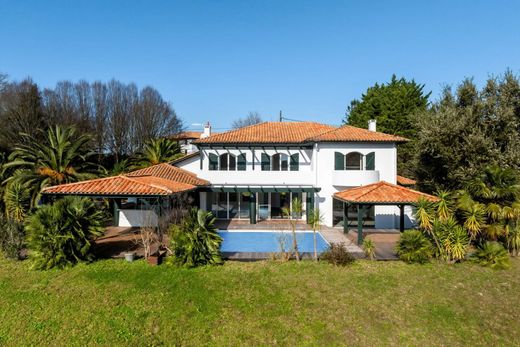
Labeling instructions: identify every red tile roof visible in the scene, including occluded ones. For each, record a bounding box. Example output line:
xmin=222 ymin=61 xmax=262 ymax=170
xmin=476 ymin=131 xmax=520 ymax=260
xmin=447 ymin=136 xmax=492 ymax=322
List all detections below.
xmin=396 ymin=175 xmax=417 ymax=186
xmin=194 ymin=122 xmax=407 ymax=144
xmin=42 ymin=163 xmax=208 ymax=196
xmin=312 ymin=125 xmax=407 ymax=143
xmin=334 ymin=181 xmax=438 ymax=204
xmin=126 ymin=163 xmax=209 ymax=186
xmin=194 ymin=122 xmax=336 ymax=144
xmin=169 ymin=131 xmax=203 ymax=140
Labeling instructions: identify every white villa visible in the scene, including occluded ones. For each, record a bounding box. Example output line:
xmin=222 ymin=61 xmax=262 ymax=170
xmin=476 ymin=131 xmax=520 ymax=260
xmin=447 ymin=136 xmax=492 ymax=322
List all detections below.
xmin=43 ymin=120 xmax=437 ymax=244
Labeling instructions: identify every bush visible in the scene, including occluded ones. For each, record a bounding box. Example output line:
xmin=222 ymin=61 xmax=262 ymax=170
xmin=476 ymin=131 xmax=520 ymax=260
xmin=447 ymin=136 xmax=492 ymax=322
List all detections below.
xmin=362 ymin=238 xmax=376 ymax=260
xmin=25 ymin=196 xmax=106 ymax=270
xmin=470 ymin=241 xmax=511 ymax=270
xmin=395 ymin=230 xmax=433 ymax=264
xmin=0 ymin=214 xmax=25 ymax=259
xmin=320 ymin=243 xmax=355 ymax=266
xmin=167 ymin=208 xmax=222 ymax=267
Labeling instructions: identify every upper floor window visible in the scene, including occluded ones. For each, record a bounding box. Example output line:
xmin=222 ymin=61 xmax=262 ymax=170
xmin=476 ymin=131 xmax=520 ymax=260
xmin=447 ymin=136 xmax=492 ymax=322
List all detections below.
xmin=335 ymin=151 xmax=375 ymax=171
xmin=208 ymin=152 xmax=246 ymax=171
xmin=261 ymin=153 xmax=299 ymax=171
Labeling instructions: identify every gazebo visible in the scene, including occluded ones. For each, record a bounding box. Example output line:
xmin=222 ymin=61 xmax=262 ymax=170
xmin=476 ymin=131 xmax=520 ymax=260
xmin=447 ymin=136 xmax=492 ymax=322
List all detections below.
xmin=333 ymin=181 xmax=438 ymax=245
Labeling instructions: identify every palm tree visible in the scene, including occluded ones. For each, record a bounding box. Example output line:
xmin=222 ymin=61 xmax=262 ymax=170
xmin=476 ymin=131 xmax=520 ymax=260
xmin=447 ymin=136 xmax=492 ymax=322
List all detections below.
xmin=3 ymin=126 xmax=99 ymax=207
xmin=134 ymin=138 xmax=182 ymax=168
xmin=282 ymin=197 xmax=303 ymax=261
xmin=308 ymin=208 xmax=324 ymax=261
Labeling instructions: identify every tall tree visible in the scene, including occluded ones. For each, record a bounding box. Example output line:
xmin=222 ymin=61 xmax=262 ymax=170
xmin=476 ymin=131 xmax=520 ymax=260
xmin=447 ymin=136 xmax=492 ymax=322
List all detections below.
xmin=413 ymin=71 xmax=520 ymax=192
xmin=345 ymin=75 xmax=431 ymax=176
xmin=231 ymin=111 xmax=262 ymax=129
xmin=134 ymin=138 xmax=182 ymax=168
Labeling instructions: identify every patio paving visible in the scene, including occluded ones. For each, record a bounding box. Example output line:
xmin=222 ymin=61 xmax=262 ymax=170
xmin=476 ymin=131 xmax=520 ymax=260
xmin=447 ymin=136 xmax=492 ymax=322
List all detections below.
xmin=346 ymin=229 xmax=400 ymax=260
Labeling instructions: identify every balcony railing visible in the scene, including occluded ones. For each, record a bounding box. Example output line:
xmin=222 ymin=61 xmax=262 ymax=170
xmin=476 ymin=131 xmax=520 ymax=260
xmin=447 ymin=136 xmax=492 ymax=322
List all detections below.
xmin=331 ymin=170 xmax=380 ymax=186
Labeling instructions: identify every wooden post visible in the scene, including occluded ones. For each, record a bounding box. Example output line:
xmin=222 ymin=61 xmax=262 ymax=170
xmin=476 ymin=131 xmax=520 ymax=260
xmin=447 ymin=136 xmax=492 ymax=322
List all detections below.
xmin=399 ymin=204 xmax=405 ymax=233
xmin=343 ymin=202 xmax=348 ymax=234
xmin=357 ymin=205 xmax=366 ymax=245
xmin=306 ymin=192 xmax=314 ymax=224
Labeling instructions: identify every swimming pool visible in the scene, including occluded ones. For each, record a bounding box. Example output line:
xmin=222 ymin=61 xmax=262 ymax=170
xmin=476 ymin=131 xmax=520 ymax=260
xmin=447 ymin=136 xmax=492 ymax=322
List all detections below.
xmin=218 ymin=230 xmax=330 ymax=253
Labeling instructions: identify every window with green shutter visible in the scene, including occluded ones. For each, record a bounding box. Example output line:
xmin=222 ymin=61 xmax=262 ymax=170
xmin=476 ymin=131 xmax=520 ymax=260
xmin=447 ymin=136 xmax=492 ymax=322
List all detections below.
xmin=209 ymin=153 xmax=218 ymax=170
xmin=365 ymin=152 xmax=375 ymax=170
xmin=261 ymin=153 xmax=271 ymax=171
xmin=237 ymin=153 xmax=246 ymax=171
xmin=334 ymin=152 xmax=345 ymax=170
xmin=290 ymin=153 xmax=299 ymax=171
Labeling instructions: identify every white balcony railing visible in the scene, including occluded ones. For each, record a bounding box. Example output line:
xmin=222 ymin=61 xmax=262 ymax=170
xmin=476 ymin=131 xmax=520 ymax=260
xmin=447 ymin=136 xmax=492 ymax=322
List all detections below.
xmin=199 ymin=170 xmax=314 ymax=186
xmin=332 ymin=170 xmax=380 ymax=186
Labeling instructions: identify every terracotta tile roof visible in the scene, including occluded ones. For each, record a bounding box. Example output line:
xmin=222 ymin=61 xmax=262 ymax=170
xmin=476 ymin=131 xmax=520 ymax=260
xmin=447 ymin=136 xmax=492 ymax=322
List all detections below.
xmin=334 ymin=181 xmax=438 ymax=204
xmin=170 ymin=151 xmax=200 ymax=164
xmin=126 ymin=163 xmax=209 ymax=186
xmin=169 ymin=131 xmax=202 ymax=140
xmin=194 ymin=121 xmax=407 ymax=145
xmin=42 ymin=175 xmax=196 ymax=196
xmin=194 ymin=122 xmax=336 ymax=144
xmin=42 ymin=163 xmax=209 ymax=196
xmin=396 ymin=175 xmax=417 ymax=186
xmin=312 ymin=125 xmax=408 ymax=143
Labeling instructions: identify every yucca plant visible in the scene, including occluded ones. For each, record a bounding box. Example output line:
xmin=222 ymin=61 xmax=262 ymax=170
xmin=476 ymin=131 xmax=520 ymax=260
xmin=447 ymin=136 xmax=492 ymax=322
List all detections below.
xmin=506 ymin=222 xmax=520 ymax=256
xmin=415 ymin=197 xmax=435 ymax=231
xmin=3 ymin=181 xmax=31 ymax=222
xmin=434 ymin=217 xmax=470 ymax=262
xmin=168 ymin=208 xmax=222 ymax=267
xmin=395 ymin=230 xmax=433 ymax=264
xmin=308 ymin=208 xmax=324 ymax=261
xmin=435 ymin=190 xmax=453 ymax=222
xmin=25 ymin=196 xmax=106 ymax=270
xmin=470 ymin=241 xmax=511 ymax=270
xmin=362 ymin=238 xmax=376 ymax=260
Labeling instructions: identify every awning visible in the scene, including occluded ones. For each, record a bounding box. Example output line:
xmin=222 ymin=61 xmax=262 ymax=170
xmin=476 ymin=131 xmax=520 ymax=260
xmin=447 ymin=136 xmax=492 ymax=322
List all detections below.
xmin=203 ymin=185 xmax=321 ymax=193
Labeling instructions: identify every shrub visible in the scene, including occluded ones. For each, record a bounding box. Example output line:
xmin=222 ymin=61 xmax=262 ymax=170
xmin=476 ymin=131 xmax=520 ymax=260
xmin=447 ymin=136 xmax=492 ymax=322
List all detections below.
xmin=167 ymin=208 xmax=222 ymax=267
xmin=395 ymin=230 xmax=433 ymax=264
xmin=320 ymin=243 xmax=355 ymax=266
xmin=362 ymin=238 xmax=376 ymax=260
xmin=0 ymin=214 xmax=25 ymax=259
xmin=25 ymin=196 xmax=105 ymax=270
xmin=470 ymin=241 xmax=511 ymax=270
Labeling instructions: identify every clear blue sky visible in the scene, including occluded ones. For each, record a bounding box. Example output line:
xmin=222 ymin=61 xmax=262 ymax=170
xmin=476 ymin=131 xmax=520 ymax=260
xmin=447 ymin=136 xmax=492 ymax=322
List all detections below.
xmin=1 ymin=0 xmax=519 ymax=131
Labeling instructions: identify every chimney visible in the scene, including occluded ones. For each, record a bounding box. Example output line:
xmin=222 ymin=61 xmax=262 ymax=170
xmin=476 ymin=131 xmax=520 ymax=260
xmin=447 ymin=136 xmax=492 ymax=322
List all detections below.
xmin=368 ymin=119 xmax=377 ymax=132
xmin=201 ymin=122 xmax=212 ymax=138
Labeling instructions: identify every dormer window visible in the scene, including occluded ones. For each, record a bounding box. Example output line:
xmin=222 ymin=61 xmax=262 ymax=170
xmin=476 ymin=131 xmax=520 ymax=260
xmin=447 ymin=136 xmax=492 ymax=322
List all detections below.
xmin=335 ymin=152 xmax=375 ymax=171
xmin=345 ymin=152 xmax=362 ymax=170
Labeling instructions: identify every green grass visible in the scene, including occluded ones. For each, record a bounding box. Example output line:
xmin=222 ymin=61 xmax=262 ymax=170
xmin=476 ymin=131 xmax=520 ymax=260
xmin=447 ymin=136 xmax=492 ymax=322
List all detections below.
xmin=0 ymin=257 xmax=519 ymax=346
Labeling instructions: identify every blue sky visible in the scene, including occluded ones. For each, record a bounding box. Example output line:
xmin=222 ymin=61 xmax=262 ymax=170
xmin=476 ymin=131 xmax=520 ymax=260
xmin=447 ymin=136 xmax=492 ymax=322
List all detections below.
xmin=1 ymin=1 xmax=519 ymax=131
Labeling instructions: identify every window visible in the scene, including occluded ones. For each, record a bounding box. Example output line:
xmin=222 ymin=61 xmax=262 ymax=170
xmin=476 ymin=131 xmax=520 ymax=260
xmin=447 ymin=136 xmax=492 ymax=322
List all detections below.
xmin=272 ymin=153 xmax=289 ymax=171
xmin=218 ymin=153 xmax=236 ymax=171
xmin=334 ymin=152 xmax=344 ymax=170
xmin=346 ymin=152 xmax=362 ymax=170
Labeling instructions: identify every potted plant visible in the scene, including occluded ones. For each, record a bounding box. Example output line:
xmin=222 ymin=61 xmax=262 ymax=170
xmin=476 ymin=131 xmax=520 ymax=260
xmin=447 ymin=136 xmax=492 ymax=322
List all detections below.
xmin=124 ymin=252 xmax=135 ymax=262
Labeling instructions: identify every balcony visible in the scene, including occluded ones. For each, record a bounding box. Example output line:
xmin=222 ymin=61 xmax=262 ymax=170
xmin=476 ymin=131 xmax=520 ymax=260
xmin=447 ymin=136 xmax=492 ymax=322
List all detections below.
xmin=199 ymin=170 xmax=314 ymax=186
xmin=332 ymin=170 xmax=380 ymax=186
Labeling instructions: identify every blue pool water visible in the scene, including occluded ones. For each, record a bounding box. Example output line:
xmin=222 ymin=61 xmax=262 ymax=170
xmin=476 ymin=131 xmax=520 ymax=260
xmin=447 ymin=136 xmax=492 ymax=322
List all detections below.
xmin=218 ymin=231 xmax=330 ymax=253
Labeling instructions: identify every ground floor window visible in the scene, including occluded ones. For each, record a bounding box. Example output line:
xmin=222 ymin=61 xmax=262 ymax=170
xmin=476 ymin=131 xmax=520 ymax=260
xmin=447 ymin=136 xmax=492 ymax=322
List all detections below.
xmin=332 ymin=198 xmax=375 ymax=228
xmin=207 ymin=192 xmax=251 ymax=219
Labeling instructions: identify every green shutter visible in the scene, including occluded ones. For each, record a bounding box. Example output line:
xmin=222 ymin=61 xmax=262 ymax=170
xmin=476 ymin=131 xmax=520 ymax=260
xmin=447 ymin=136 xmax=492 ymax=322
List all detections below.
xmin=209 ymin=153 xmax=218 ymax=170
xmin=365 ymin=152 xmax=375 ymax=170
xmin=261 ymin=153 xmax=270 ymax=171
xmin=334 ymin=152 xmax=344 ymax=170
xmin=237 ymin=153 xmax=246 ymax=171
xmin=290 ymin=153 xmax=299 ymax=171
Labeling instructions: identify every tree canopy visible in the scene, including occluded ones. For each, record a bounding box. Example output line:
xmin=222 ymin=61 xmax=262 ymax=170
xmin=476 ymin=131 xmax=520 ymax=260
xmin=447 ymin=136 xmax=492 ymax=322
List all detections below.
xmin=231 ymin=111 xmax=262 ymax=129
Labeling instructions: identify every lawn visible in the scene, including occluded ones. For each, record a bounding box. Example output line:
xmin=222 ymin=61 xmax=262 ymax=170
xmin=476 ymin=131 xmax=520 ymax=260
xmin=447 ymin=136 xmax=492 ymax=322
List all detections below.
xmin=0 ymin=257 xmax=519 ymax=346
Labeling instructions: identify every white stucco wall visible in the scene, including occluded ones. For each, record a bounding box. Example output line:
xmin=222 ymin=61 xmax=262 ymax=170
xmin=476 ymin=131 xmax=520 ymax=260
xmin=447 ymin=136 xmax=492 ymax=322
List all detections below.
xmin=118 ymin=209 xmax=158 ymax=227
xmin=174 ymin=144 xmax=414 ymax=229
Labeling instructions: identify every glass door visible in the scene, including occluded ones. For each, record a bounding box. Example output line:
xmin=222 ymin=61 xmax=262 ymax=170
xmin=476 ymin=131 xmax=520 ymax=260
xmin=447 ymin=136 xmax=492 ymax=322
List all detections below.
xmin=257 ymin=192 xmax=270 ymax=220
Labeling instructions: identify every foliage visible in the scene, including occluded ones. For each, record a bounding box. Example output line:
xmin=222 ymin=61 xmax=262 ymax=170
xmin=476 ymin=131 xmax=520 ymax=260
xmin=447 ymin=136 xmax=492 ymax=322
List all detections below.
xmin=307 ymin=208 xmax=324 ymax=261
xmin=3 ymin=181 xmax=30 ymax=222
xmin=0 ymin=214 xmax=25 ymax=259
xmin=167 ymin=208 xmax=222 ymax=267
xmin=395 ymin=230 xmax=433 ymax=264
xmin=413 ymin=71 xmax=520 ymax=192
xmin=345 ymin=75 xmax=430 ymax=176
xmin=470 ymin=241 xmax=511 ymax=270
xmin=134 ymin=137 xmax=182 ymax=168
xmin=282 ymin=197 xmax=303 ymax=261
xmin=320 ymin=243 xmax=355 ymax=266
xmin=506 ymin=224 xmax=520 ymax=256
xmin=25 ymin=196 xmax=105 ymax=270
xmin=362 ymin=238 xmax=376 ymax=260
xmin=432 ymin=217 xmax=470 ymax=262
xmin=3 ymin=126 xmax=99 ymax=207
xmin=231 ymin=111 xmax=262 ymax=129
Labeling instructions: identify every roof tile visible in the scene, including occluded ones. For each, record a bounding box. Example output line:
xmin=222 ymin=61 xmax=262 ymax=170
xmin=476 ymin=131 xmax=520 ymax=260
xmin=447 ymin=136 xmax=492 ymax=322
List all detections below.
xmin=334 ymin=181 xmax=437 ymax=204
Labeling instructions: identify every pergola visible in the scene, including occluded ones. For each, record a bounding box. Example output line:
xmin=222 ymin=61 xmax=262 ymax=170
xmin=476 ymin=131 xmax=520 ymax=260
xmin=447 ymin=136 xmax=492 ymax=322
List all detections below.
xmin=333 ymin=181 xmax=438 ymax=245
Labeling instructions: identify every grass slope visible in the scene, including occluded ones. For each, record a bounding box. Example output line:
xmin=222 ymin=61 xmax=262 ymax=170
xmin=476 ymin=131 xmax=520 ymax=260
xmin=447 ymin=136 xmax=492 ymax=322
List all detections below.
xmin=0 ymin=258 xmax=519 ymax=346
